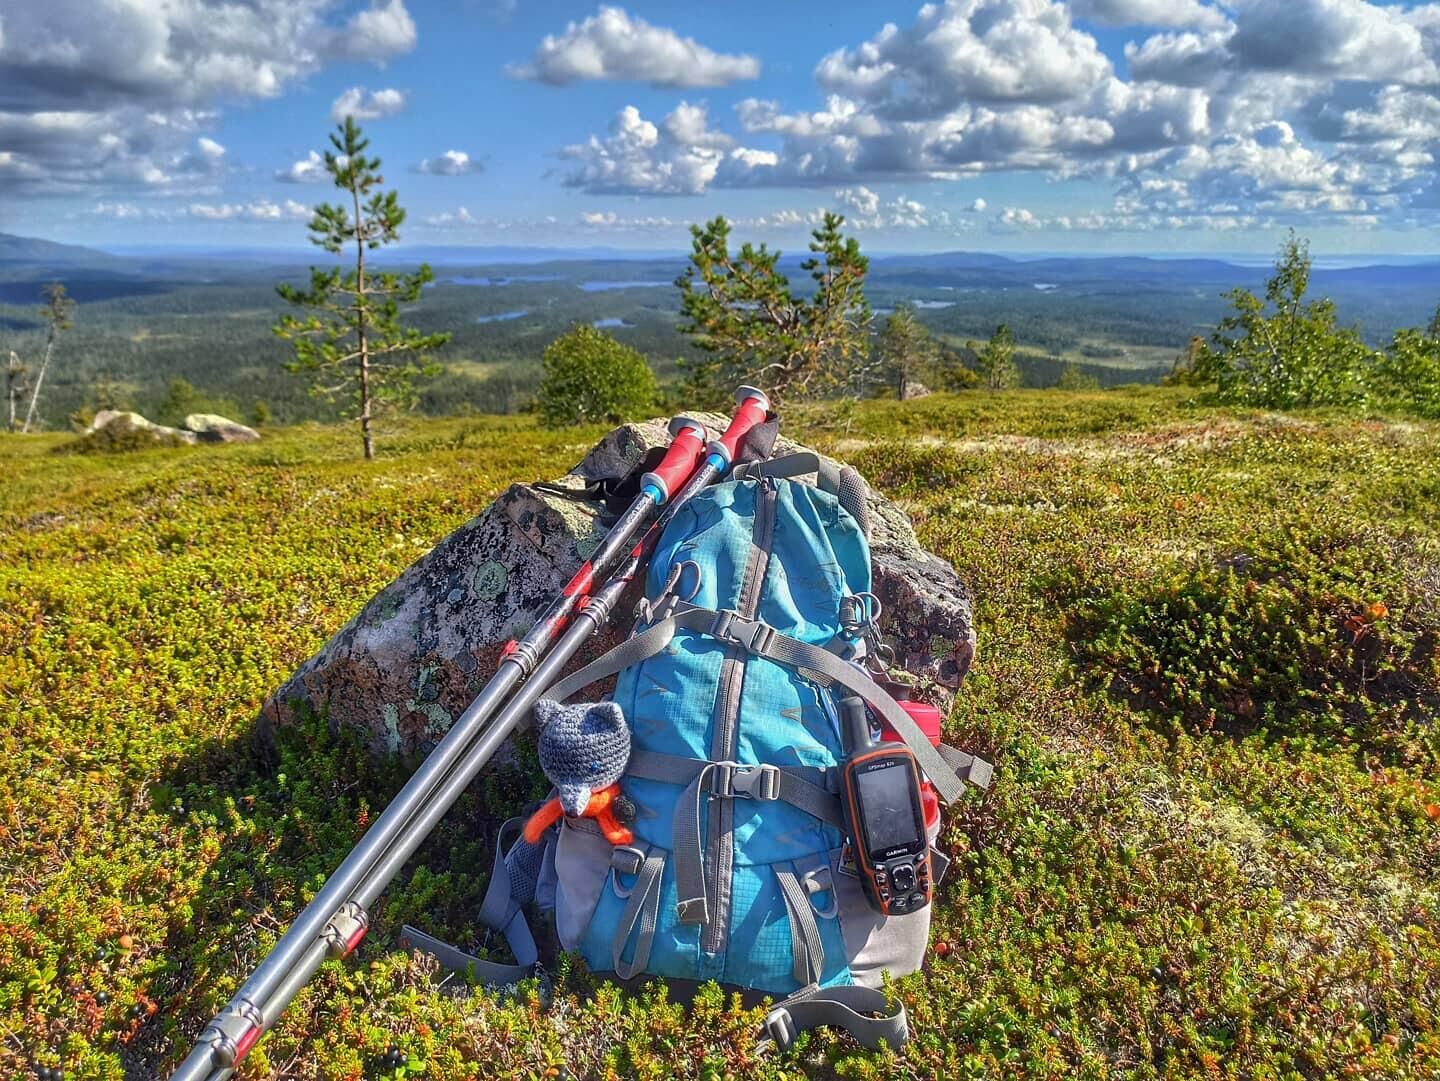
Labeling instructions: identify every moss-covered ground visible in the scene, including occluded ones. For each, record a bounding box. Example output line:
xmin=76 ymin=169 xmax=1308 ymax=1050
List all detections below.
xmin=2 ymin=388 xmax=1437 ymax=1080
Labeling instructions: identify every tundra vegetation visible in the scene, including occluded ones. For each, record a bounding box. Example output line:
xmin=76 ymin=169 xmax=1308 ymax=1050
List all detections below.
xmin=4 ymin=154 xmax=1440 ymax=1074
xmin=2 ymin=388 xmax=1436 ymax=1079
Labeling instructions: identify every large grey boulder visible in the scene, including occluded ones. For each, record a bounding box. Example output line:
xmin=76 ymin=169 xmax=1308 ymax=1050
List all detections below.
xmin=259 ymin=416 xmax=977 ymax=756
xmin=901 ymin=379 xmax=932 ymax=401
xmin=85 ymin=410 xmax=198 ymax=446
xmin=183 ymin=413 xmax=261 ymax=443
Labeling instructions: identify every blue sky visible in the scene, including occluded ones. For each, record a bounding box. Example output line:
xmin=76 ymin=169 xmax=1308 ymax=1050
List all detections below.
xmin=3 ymin=0 xmax=1438 ymax=255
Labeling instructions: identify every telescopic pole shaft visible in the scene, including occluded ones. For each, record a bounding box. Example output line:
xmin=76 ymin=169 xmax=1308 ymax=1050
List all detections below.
xmin=189 ymin=395 xmax=771 ymax=1081
xmin=343 ymin=399 xmax=765 ymax=912
xmin=170 ymin=391 xmax=770 ymax=1081
xmin=167 ymin=420 xmax=709 ymax=1081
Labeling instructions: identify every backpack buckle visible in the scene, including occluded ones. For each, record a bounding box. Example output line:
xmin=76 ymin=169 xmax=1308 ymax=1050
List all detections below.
xmin=712 ymin=611 xmax=777 ymax=655
xmin=763 ymin=1006 xmax=798 ymax=1051
xmin=712 ymin=762 xmax=781 ymax=801
xmin=610 ymin=846 xmax=645 ymax=877
xmin=709 ymin=608 xmax=737 ymax=640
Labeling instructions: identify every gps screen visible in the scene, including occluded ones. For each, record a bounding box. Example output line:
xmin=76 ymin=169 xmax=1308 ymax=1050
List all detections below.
xmin=856 ymin=761 xmax=922 ymax=855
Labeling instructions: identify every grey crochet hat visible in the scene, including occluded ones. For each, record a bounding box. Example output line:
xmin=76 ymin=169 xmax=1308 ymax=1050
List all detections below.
xmin=533 ymin=699 xmax=631 ymax=816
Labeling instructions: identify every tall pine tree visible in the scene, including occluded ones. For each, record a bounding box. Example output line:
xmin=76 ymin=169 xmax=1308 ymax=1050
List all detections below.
xmin=274 ymin=118 xmax=449 ymax=459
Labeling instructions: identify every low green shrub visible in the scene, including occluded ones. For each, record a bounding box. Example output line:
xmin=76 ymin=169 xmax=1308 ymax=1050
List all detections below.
xmin=1068 ymin=523 xmax=1439 ymax=763
xmin=537 ymin=326 xmax=657 ymax=428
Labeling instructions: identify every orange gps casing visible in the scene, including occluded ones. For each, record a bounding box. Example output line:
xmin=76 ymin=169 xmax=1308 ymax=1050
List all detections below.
xmin=840 ymin=744 xmax=932 ymax=917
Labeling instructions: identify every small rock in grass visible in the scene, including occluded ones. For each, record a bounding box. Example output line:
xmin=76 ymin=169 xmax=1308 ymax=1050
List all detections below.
xmin=182 ymin=412 xmax=261 ymax=443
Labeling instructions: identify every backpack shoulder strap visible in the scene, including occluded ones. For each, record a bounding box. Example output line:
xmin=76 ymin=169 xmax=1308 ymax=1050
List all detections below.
xmin=400 ymin=818 xmax=548 ymax=989
xmin=758 ymin=984 xmax=908 ymax=1053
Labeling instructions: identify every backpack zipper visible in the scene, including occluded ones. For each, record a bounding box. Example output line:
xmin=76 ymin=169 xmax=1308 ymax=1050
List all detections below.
xmin=703 ymin=477 xmax=778 ymax=957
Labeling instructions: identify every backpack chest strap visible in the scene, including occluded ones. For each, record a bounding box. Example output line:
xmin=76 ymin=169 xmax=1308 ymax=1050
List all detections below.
xmin=542 ymin=604 xmax=991 ymax=804
xmin=627 ymin=749 xmax=841 ymax=818
xmin=625 ymin=749 xmax=843 ymax=928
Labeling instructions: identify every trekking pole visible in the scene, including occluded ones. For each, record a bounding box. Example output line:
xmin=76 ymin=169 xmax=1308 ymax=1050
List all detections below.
xmin=340 ymin=385 xmax=773 ymax=910
xmin=168 ymin=417 xmax=705 ymax=1081
xmin=188 ymin=388 xmax=778 ymax=1081
xmin=168 ymin=390 xmax=770 ymax=1081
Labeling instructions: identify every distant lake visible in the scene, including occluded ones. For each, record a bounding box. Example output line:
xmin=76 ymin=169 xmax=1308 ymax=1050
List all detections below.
xmin=913 ymin=299 xmax=955 ymax=309
xmin=451 ymin=275 xmax=563 ymax=286
xmin=1033 ymin=283 xmax=1059 ymax=292
xmin=579 ymin=280 xmax=671 ymax=292
xmin=476 ymin=310 xmax=529 ymax=323
xmin=592 ymin=317 xmax=635 ymax=328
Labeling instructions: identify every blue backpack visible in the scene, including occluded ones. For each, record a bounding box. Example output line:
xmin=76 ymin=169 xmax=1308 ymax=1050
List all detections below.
xmin=457 ymin=454 xmax=991 ymax=1051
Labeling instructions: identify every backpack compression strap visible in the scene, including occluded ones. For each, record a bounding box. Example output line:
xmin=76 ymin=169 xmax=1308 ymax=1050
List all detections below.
xmin=759 ymin=984 xmax=908 ymax=1053
xmin=542 ymin=604 xmax=992 ymax=804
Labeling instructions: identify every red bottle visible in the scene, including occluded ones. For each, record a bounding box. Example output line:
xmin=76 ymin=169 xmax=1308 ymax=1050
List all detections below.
xmin=878 ymin=679 xmax=943 ymax=833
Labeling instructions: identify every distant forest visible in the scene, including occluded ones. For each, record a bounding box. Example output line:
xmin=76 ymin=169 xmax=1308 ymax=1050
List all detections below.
xmin=3 ymin=245 xmax=1438 ymax=430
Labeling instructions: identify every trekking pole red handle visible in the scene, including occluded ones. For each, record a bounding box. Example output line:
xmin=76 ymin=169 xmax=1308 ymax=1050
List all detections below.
xmin=640 ymin=417 xmax=709 ymax=504
xmin=708 ymin=385 xmax=772 ymax=469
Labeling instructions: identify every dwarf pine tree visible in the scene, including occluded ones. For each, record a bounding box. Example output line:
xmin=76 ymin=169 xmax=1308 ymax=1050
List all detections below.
xmin=977 ymin=323 xmax=1020 ymax=391
xmin=676 ymin=212 xmax=871 ymax=405
xmin=874 ymin=304 xmax=939 ymax=399
xmin=1204 ymin=231 xmax=1371 ymax=409
xmin=274 ymin=118 xmax=449 ymax=459
xmin=1374 ymin=301 xmax=1440 ymax=417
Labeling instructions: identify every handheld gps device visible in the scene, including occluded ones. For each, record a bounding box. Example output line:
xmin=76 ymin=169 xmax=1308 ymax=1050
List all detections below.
xmin=837 ymin=696 xmax=932 ymax=916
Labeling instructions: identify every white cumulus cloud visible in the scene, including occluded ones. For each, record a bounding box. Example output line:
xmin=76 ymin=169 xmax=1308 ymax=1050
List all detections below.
xmin=275 ymin=151 xmax=330 ymax=184
xmin=0 ymin=0 xmax=419 ymax=196
xmin=326 ymin=0 xmax=418 ymax=62
xmin=558 ymin=102 xmax=737 ymax=194
xmin=999 ymin=206 xmax=1042 ymax=228
xmin=426 ymin=206 xmax=480 ymax=227
xmin=415 ymin=150 xmax=483 ymax=175
xmin=577 ymin=211 xmax=678 ymax=229
xmin=815 ymin=0 xmax=1113 ymax=116
xmin=509 ymin=6 xmax=760 ymax=88
xmin=833 ymin=186 xmax=941 ymax=228
xmin=187 ymin=198 xmax=310 ymax=222
xmin=330 ymin=87 xmax=407 ymax=123
xmin=1074 ymin=0 xmax=1229 ymax=30
xmin=545 ymin=0 xmax=1440 ymax=231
